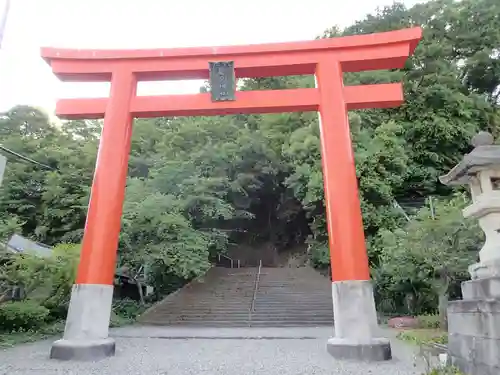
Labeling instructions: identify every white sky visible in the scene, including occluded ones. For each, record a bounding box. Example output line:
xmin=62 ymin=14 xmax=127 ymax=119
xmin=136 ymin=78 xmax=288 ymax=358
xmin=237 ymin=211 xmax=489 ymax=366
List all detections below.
xmin=0 ymin=0 xmax=424 ymax=113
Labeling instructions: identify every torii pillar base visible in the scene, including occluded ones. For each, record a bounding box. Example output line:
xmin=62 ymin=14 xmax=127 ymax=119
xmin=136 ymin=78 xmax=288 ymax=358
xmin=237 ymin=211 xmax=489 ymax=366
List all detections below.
xmin=50 ymin=285 xmax=116 ymax=361
xmin=51 ymin=338 xmax=115 ymax=362
xmin=50 ymin=284 xmax=115 ymax=361
xmin=327 ymin=281 xmax=391 ymax=361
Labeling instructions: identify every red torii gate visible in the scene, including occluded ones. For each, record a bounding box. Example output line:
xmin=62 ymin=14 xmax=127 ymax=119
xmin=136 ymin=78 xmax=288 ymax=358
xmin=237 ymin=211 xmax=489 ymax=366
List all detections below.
xmin=42 ymin=27 xmax=421 ymax=362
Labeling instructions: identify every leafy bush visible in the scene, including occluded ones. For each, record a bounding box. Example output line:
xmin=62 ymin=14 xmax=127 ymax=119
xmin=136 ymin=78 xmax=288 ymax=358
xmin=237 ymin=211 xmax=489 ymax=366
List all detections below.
xmin=0 ymin=243 xmax=80 ymax=318
xmin=0 ymin=301 xmax=50 ymax=332
xmin=41 ymin=243 xmax=80 ymax=317
xmin=112 ymin=298 xmax=148 ymax=320
xmin=418 ymin=314 xmax=441 ymax=329
xmin=110 ymin=298 xmax=151 ymax=327
xmin=307 ymin=241 xmax=329 ymax=269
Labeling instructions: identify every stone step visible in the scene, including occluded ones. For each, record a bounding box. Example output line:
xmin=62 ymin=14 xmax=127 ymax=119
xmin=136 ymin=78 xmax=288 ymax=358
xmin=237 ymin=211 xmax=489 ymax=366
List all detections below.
xmin=251 ymin=314 xmax=332 ymax=319
xmin=140 ymin=321 xmax=251 ymax=327
xmin=254 ymin=304 xmax=333 ymax=313
xmin=152 ymin=307 xmax=332 ymax=313
xmin=253 ymin=318 xmax=331 ymax=322
xmin=157 ymin=298 xmax=252 ymax=308
xmin=140 ymin=320 xmax=332 ymax=327
xmin=146 ymin=310 xmax=332 ymax=316
xmin=257 ymin=284 xmax=329 ymax=287
xmin=249 ymin=322 xmax=332 ymax=327
xmin=253 ymin=301 xmax=332 ymax=306
xmin=151 ymin=308 xmax=251 ymax=314
xmin=263 ymin=296 xmax=330 ymax=300
xmin=256 ymin=291 xmax=331 ymax=294
xmin=153 ymin=303 xmax=333 ymax=310
xmin=145 ymin=314 xmax=332 ymax=321
xmin=254 ymin=309 xmax=332 ymax=313
xmin=169 ymin=315 xmax=251 ymax=321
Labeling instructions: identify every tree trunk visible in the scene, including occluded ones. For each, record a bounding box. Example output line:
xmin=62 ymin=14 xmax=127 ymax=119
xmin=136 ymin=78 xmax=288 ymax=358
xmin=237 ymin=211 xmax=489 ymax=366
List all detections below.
xmin=438 ymin=292 xmax=448 ymax=330
xmin=438 ymin=272 xmax=450 ymax=330
xmin=135 ymin=279 xmax=145 ymax=306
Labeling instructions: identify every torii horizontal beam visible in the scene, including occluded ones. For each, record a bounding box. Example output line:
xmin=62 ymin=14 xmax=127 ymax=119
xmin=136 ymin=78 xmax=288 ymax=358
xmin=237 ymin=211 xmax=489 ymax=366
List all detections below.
xmin=56 ymin=83 xmax=403 ymax=119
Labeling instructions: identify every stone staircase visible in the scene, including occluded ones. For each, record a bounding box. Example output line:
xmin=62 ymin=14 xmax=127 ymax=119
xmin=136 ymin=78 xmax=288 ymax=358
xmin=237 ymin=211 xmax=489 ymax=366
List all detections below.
xmin=250 ymin=267 xmax=333 ymax=327
xmin=138 ymin=266 xmax=333 ymax=327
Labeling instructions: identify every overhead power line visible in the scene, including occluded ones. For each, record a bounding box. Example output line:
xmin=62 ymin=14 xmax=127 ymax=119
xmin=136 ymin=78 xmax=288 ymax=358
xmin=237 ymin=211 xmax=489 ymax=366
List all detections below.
xmin=0 ymin=0 xmax=11 ymax=49
xmin=0 ymin=145 xmax=55 ymax=170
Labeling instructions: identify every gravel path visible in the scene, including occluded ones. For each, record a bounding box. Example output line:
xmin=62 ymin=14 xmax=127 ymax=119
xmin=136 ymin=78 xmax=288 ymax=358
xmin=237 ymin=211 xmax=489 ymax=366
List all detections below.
xmin=0 ymin=326 xmax=424 ymax=375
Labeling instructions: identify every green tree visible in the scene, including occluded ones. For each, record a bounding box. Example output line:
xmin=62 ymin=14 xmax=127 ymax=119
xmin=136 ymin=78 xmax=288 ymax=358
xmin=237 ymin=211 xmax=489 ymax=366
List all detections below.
xmin=374 ymin=194 xmax=481 ymax=323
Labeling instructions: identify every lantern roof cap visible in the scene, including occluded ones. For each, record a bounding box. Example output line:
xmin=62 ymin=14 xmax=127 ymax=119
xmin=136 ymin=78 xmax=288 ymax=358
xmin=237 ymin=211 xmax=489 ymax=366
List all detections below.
xmin=440 ymin=132 xmax=500 ymax=186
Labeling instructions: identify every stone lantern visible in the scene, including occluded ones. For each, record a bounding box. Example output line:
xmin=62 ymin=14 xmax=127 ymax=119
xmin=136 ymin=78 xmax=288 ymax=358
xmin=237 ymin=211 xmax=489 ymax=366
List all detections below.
xmin=440 ymin=131 xmax=500 ymax=279
xmin=440 ymin=131 xmax=500 ymax=375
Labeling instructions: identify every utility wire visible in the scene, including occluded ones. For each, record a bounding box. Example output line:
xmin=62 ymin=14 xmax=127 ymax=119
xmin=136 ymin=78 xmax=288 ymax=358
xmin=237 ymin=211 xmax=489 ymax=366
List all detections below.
xmin=0 ymin=0 xmax=11 ymax=49
xmin=0 ymin=145 xmax=55 ymax=170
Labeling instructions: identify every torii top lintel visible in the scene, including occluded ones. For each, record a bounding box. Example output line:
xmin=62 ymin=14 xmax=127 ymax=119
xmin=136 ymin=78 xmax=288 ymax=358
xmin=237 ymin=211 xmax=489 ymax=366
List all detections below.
xmin=42 ymin=27 xmax=421 ymax=82
xmin=40 ymin=27 xmax=422 ymax=119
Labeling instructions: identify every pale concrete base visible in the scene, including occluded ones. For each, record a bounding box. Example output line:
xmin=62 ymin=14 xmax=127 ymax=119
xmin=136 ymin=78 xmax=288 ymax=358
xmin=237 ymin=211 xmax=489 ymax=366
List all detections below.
xmin=50 ymin=284 xmax=115 ymax=361
xmin=50 ymin=338 xmax=115 ymax=361
xmin=328 ymin=280 xmax=391 ymax=361
xmin=327 ymin=337 xmax=391 ymax=361
xmin=448 ymin=277 xmax=500 ymax=374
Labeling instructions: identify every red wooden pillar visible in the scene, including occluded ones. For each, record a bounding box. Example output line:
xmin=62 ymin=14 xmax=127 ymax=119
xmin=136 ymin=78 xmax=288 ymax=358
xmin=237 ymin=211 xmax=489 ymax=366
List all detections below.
xmin=76 ymin=69 xmax=136 ymax=285
xmin=51 ymin=69 xmax=136 ymax=361
xmin=315 ymin=58 xmax=370 ymax=282
xmin=316 ymin=58 xmax=391 ymax=360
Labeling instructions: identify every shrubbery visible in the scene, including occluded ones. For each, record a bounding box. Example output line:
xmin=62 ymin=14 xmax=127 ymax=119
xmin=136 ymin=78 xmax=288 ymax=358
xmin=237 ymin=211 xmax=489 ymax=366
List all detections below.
xmin=112 ymin=298 xmax=150 ymax=321
xmin=0 ymin=301 xmax=50 ymax=331
xmin=0 ymin=242 xmax=147 ymax=346
xmin=418 ymin=315 xmax=441 ymax=330
xmin=0 ymin=243 xmax=80 ymax=335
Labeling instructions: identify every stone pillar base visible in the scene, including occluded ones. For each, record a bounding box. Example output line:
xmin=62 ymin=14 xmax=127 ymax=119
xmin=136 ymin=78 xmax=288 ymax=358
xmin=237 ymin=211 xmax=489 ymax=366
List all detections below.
xmin=50 ymin=338 xmax=115 ymax=361
xmin=328 ymin=280 xmax=391 ymax=361
xmin=327 ymin=337 xmax=391 ymax=361
xmin=50 ymin=284 xmax=115 ymax=361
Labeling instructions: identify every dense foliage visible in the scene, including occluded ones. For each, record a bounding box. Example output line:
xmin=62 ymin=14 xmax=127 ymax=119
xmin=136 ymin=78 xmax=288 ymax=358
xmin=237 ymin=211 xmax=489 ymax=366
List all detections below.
xmin=0 ymin=0 xmax=499 ymax=317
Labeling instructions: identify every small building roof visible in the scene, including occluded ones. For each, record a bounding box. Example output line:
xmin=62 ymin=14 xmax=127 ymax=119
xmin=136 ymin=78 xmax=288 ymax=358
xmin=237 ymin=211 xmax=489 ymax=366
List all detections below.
xmin=5 ymin=234 xmax=52 ymax=257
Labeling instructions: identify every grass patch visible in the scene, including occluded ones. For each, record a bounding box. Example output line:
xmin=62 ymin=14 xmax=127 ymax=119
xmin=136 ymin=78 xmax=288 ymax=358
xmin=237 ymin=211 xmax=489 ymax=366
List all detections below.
xmin=396 ymin=328 xmax=448 ymax=345
xmin=427 ymin=367 xmax=465 ymax=374
xmin=0 ymin=321 xmax=64 ymax=348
